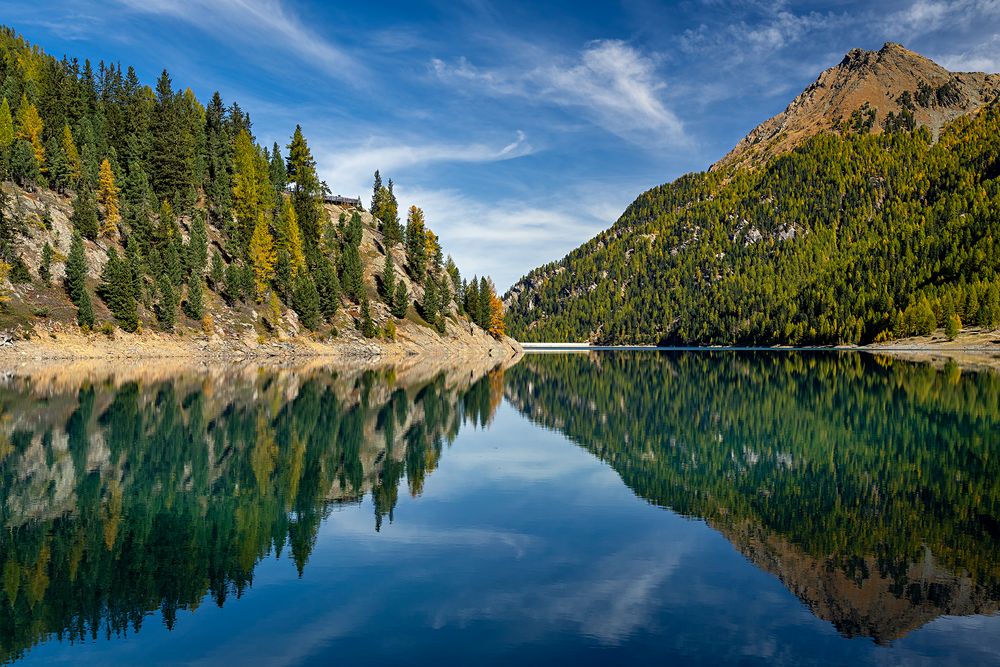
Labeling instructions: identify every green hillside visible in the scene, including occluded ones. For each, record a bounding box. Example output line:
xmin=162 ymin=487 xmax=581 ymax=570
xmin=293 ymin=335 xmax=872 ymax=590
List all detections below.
xmin=506 ymin=105 xmax=1000 ymax=345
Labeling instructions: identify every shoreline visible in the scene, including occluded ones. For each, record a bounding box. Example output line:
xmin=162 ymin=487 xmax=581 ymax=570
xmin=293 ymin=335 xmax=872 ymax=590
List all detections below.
xmin=0 ymin=326 xmax=523 ymax=366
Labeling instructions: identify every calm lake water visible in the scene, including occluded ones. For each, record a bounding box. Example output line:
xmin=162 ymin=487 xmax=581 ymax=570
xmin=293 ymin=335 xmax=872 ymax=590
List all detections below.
xmin=2 ymin=351 xmax=1000 ymax=666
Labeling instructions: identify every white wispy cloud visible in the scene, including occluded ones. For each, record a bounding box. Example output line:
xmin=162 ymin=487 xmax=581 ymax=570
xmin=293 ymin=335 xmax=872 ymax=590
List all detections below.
xmin=884 ymin=0 xmax=1000 ymax=38
xmin=432 ymin=40 xmax=685 ymax=146
xmin=311 ymin=132 xmax=532 ymax=200
xmin=114 ymin=0 xmax=363 ymax=84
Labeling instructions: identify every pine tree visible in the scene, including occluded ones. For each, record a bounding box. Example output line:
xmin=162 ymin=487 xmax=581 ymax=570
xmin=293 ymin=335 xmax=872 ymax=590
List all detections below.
xmin=269 ymin=141 xmax=286 ymax=195
xmin=380 ymin=251 xmax=396 ymax=303
xmin=383 ymin=179 xmax=402 ymax=245
xmin=188 ymin=211 xmax=209 ymax=276
xmin=347 ymin=210 xmax=363 ymax=248
xmin=40 ymin=242 xmax=53 ymax=287
xmin=77 ymin=287 xmax=95 ymax=329
xmin=10 ymin=139 xmax=40 ymax=188
xmin=65 ymin=231 xmax=92 ymax=325
xmin=314 ymin=253 xmax=341 ymax=321
xmin=405 ymin=205 xmax=427 ymax=281
xmin=292 ymin=273 xmax=321 ymax=330
xmin=45 ymin=135 xmax=71 ymax=193
xmin=371 ymin=170 xmax=383 ymax=211
xmin=14 ymin=94 xmax=44 ymax=169
xmin=286 ymin=125 xmax=322 ymax=247
xmin=126 ymin=240 xmax=144 ymax=300
xmin=248 ymin=212 xmax=276 ymax=301
xmin=465 ymin=276 xmax=480 ymax=326
xmin=98 ymin=248 xmax=139 ymax=332
xmin=360 ymin=294 xmax=376 ymax=338
xmin=422 ymin=275 xmax=439 ymax=327
xmin=149 ymin=70 xmax=195 ymax=207
xmin=185 ymin=274 xmax=205 ymax=320
xmin=97 ymin=158 xmax=121 ymax=237
xmin=392 ymin=280 xmax=409 ymax=318
xmin=478 ymin=276 xmax=491 ymax=328
xmin=71 ymin=185 xmax=100 ymax=241
xmin=156 ymin=272 xmax=177 ymax=330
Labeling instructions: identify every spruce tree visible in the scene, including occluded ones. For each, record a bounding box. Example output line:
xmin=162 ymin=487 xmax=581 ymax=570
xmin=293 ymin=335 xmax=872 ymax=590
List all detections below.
xmin=340 ymin=242 xmax=364 ymax=302
xmin=98 ymin=248 xmax=138 ymax=332
xmin=77 ymin=287 xmax=95 ymax=329
xmin=422 ymin=274 xmax=439 ymax=327
xmin=314 ymin=253 xmax=341 ymax=321
xmin=156 ymin=272 xmax=177 ymax=330
xmin=292 ymin=273 xmax=321 ymax=330
xmin=380 ymin=251 xmax=396 ymax=303
xmin=371 ymin=170 xmax=383 ymax=211
xmin=71 ymin=184 xmax=100 ymax=240
xmin=360 ymin=294 xmax=376 ymax=338
xmin=10 ymin=139 xmax=40 ymax=188
xmin=65 ymin=231 xmax=88 ymax=306
xmin=405 ymin=205 xmax=427 ymax=281
xmin=45 ymin=135 xmax=71 ymax=193
xmin=185 ymin=274 xmax=205 ymax=320
xmin=188 ymin=211 xmax=209 ymax=276
xmin=382 ymin=179 xmax=402 ymax=245
xmin=392 ymin=281 xmax=409 ymax=318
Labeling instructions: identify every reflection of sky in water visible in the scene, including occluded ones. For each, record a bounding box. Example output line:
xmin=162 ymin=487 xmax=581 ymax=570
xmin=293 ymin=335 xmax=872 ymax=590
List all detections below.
xmin=23 ymin=402 xmax=1000 ymax=667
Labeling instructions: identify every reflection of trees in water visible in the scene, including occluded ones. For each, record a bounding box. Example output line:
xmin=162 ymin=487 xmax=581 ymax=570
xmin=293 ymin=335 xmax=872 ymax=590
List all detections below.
xmin=0 ymin=363 xmax=506 ymax=664
xmin=504 ymin=351 xmax=1000 ymax=641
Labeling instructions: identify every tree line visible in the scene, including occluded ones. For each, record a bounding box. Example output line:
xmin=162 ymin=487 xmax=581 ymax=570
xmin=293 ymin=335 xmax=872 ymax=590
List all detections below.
xmin=0 ymin=26 xmax=505 ymax=339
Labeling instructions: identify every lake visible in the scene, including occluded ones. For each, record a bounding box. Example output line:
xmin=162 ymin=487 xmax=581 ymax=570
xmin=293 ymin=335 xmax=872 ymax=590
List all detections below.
xmin=2 ymin=351 xmax=999 ymax=665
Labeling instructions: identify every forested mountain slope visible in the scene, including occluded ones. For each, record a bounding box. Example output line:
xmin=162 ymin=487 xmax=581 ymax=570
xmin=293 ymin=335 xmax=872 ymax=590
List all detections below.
xmin=505 ymin=46 xmax=1000 ymax=346
xmin=0 ymin=27 xmax=508 ymax=356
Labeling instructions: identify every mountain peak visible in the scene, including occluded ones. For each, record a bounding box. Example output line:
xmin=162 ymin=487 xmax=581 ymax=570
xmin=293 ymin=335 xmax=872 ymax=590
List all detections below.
xmin=712 ymin=45 xmax=1000 ymax=171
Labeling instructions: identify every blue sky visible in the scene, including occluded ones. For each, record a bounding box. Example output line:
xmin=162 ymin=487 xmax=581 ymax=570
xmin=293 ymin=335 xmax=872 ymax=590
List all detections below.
xmin=5 ymin=1 xmax=1000 ymax=289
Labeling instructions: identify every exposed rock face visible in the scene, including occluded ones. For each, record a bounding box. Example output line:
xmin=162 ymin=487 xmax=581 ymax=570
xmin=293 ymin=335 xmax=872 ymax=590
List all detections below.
xmin=713 ymin=42 xmax=1000 ymax=171
xmin=719 ymin=520 xmax=1000 ymax=644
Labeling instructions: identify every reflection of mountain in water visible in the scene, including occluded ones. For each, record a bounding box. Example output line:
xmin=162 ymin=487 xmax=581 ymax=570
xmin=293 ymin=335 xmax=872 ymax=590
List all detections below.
xmin=0 ymin=359 xmax=506 ymax=664
xmin=504 ymin=351 xmax=1000 ymax=643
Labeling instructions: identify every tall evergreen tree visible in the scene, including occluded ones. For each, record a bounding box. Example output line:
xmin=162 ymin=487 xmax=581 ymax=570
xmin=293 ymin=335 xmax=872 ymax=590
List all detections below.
xmin=98 ymin=247 xmax=138 ymax=332
xmin=156 ymin=272 xmax=177 ymax=330
xmin=405 ymin=205 xmax=427 ymax=281
xmin=286 ymin=125 xmax=322 ymax=248
xmin=380 ymin=251 xmax=396 ymax=303
xmin=392 ymin=281 xmax=409 ymax=318
xmin=185 ymin=274 xmax=205 ymax=320
xmin=292 ymin=273 xmax=321 ymax=330
xmin=71 ymin=184 xmax=99 ymax=240
xmin=360 ymin=294 xmax=376 ymax=338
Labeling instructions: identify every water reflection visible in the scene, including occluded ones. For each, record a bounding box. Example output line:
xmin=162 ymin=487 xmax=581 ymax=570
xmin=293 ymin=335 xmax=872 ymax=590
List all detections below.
xmin=1 ymin=350 xmax=999 ymax=663
xmin=0 ymin=358 xmax=508 ymax=664
xmin=504 ymin=351 xmax=1000 ymax=643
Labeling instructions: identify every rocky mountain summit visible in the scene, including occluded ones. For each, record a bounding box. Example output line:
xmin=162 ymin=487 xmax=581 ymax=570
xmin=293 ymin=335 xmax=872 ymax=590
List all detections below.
xmin=714 ymin=42 xmax=1000 ymax=170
